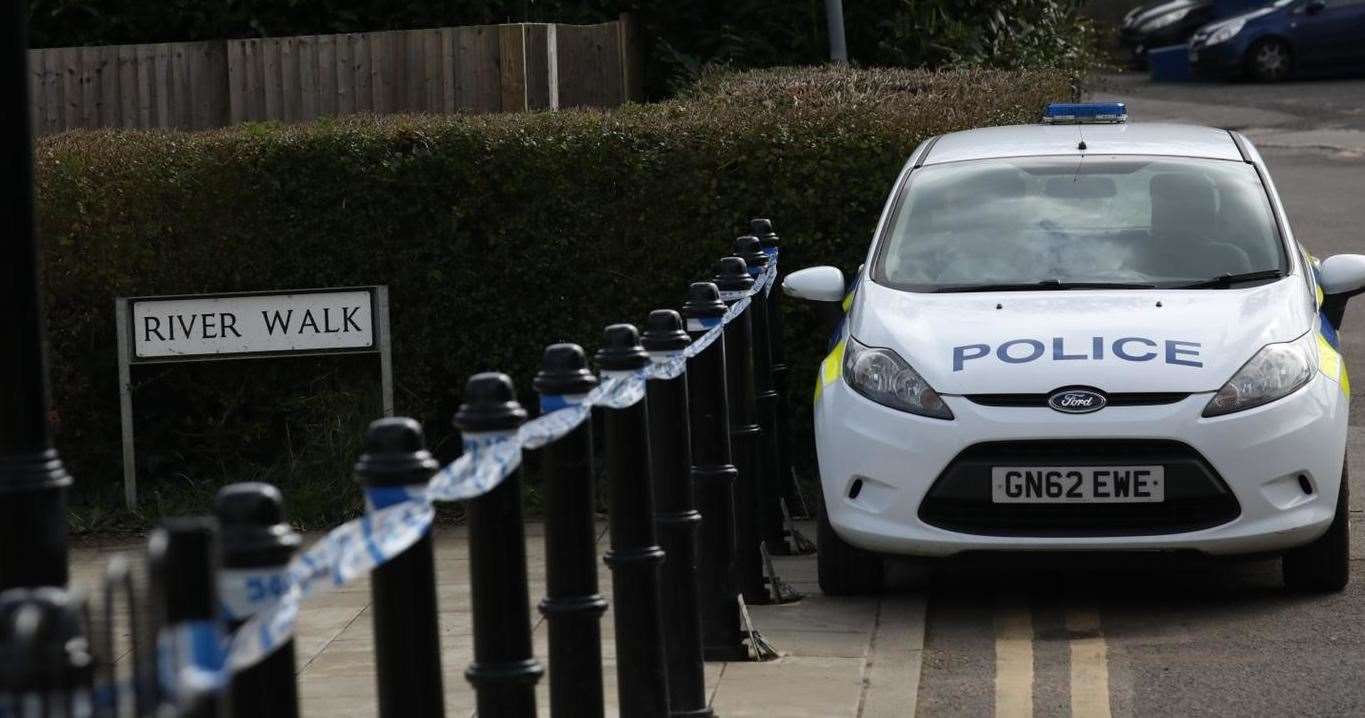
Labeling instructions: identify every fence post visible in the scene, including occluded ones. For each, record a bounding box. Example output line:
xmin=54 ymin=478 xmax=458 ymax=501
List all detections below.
xmin=616 ymin=12 xmax=644 ymax=102
xmin=453 ymin=374 xmax=544 ymax=718
xmin=533 ymin=344 xmax=606 ymax=718
xmin=148 ymin=517 xmax=229 ymax=718
xmin=712 ymin=258 xmax=767 ymax=603
xmin=215 ymin=482 xmax=302 ymax=718
xmin=680 ymin=283 xmax=748 ymax=662
xmin=0 ymin=0 xmax=72 ymax=593
xmin=0 ymin=587 xmax=94 ymax=710
xmin=642 ymin=310 xmax=713 ymax=718
xmin=733 ymin=236 xmax=787 ymax=564
xmin=751 ymin=218 xmax=807 ymax=525
xmin=596 ymin=324 xmax=671 ymax=716
xmin=354 ymin=418 xmax=445 ymax=718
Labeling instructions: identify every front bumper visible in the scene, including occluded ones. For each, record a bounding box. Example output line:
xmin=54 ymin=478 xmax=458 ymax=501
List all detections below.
xmin=1189 ymin=39 xmax=1247 ymax=80
xmin=1121 ymin=21 xmax=1206 ymax=65
xmin=815 ymin=373 xmax=1347 ymax=557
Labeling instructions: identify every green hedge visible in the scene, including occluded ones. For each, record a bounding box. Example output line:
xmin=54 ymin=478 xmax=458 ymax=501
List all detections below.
xmin=37 ymin=65 xmax=1075 ymax=529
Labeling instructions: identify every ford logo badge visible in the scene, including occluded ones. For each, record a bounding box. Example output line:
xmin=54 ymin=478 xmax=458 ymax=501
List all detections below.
xmin=1047 ymin=388 xmax=1107 ymax=414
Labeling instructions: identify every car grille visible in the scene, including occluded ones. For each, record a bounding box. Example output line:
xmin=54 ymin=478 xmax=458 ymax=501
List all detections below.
xmin=963 ymin=393 xmax=1189 ymax=408
xmin=917 ymin=440 xmax=1241 ymax=537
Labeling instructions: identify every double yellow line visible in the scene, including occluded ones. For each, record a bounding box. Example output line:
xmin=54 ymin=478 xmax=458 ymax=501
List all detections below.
xmin=994 ymin=596 xmax=1112 ymax=718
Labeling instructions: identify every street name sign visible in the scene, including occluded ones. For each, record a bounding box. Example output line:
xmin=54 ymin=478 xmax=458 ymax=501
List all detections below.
xmin=115 ymin=287 xmax=393 ymax=508
xmin=130 ymin=288 xmax=376 ymax=360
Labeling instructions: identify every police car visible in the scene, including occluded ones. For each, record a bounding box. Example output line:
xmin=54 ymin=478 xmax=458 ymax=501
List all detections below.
xmin=783 ymin=102 xmax=1365 ymax=595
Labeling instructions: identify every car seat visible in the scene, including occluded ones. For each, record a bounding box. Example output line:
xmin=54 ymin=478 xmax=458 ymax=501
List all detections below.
xmin=1147 ymin=172 xmax=1252 ymax=278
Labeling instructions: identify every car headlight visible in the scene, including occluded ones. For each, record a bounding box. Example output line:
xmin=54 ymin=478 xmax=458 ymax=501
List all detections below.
xmin=1142 ymin=7 xmax=1190 ymax=31
xmin=843 ymin=336 xmax=953 ymax=419
xmin=1204 ymin=19 xmax=1245 ymax=46
xmin=1203 ymin=333 xmax=1316 ymax=417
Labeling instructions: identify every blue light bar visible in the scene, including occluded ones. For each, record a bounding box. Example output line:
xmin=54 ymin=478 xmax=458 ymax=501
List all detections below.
xmin=1042 ymin=102 xmax=1127 ymax=124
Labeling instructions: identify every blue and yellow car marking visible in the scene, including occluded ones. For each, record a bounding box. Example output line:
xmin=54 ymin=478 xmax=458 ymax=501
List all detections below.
xmin=815 ymin=338 xmax=846 ymax=402
xmin=816 ymin=276 xmax=859 ymax=401
xmin=1308 ymin=250 xmax=1350 ymax=395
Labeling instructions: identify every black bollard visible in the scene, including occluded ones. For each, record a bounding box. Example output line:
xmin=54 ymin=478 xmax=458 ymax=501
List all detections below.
xmin=642 ymin=310 xmax=713 ymax=718
xmin=0 ymin=0 xmax=73 ymax=594
xmin=751 ymin=218 xmax=807 ymax=524
xmin=596 ymin=325 xmax=671 ymax=716
xmin=454 ymin=374 xmax=544 ymax=718
xmin=713 ymin=258 xmax=768 ymax=604
xmin=355 ymin=418 xmax=445 ymax=718
xmin=148 ymin=517 xmax=229 ymax=718
xmin=681 ymin=283 xmax=748 ymax=662
xmin=216 ymin=483 xmax=303 ymax=718
xmin=0 ymin=587 xmax=94 ymax=712
xmin=734 ymin=236 xmax=787 ymax=563
xmin=533 ymin=345 xmax=607 ymax=718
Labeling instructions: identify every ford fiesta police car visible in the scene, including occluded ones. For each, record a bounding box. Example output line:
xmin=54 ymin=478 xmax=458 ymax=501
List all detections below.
xmin=783 ymin=103 xmax=1365 ymax=595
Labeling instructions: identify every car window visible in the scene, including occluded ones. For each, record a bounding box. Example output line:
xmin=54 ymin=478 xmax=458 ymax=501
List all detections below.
xmin=872 ymin=156 xmax=1286 ymax=291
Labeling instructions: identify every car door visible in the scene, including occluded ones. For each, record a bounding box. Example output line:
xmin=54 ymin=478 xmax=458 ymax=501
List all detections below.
xmin=1289 ymin=0 xmax=1365 ymax=69
xmin=1330 ymin=0 xmax=1365 ymax=67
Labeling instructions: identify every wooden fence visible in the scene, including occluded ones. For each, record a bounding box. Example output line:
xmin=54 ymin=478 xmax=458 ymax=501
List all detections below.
xmin=28 ymin=17 xmax=641 ymax=135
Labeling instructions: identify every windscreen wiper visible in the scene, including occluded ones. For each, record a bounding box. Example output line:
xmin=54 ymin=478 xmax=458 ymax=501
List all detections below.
xmin=932 ymin=279 xmax=1157 ymax=293
xmin=1174 ymin=270 xmax=1283 ymax=289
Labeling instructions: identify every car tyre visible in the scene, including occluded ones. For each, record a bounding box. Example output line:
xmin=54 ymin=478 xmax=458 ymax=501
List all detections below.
xmin=817 ymin=500 xmax=884 ymax=596
xmin=1283 ymin=461 xmax=1350 ymax=593
xmin=1246 ymin=38 xmax=1292 ymax=82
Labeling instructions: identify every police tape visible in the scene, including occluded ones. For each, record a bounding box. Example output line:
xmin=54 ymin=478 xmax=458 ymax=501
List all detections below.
xmin=210 ymin=257 xmax=778 ymax=682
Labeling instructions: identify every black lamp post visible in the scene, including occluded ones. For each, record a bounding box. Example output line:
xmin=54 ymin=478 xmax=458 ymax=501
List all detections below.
xmin=0 ymin=0 xmax=72 ymax=591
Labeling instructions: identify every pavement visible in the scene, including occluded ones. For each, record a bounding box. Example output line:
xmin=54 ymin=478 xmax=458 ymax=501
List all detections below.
xmin=69 ymin=521 xmax=927 ymax=718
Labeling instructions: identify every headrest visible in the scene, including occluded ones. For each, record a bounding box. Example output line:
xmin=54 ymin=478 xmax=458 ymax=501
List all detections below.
xmin=1150 ymin=172 xmax=1216 ymax=210
xmin=963 ymin=168 xmax=1027 ymax=199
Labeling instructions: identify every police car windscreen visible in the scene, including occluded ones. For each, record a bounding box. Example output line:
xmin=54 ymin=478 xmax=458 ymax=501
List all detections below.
xmin=873 ymin=157 xmax=1285 ymax=291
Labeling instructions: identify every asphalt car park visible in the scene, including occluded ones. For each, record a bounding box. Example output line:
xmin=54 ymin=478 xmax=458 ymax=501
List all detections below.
xmin=848 ymin=80 xmax=1365 ymax=716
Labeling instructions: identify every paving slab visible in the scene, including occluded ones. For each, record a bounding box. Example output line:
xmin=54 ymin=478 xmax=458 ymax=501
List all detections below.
xmin=67 ymin=520 xmax=924 ymax=717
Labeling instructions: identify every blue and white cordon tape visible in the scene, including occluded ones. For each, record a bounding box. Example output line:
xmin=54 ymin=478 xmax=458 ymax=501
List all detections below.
xmin=205 ymin=256 xmax=779 ymax=688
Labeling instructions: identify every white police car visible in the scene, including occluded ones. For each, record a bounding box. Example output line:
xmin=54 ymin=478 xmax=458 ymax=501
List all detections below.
xmin=784 ymin=103 xmax=1365 ymax=595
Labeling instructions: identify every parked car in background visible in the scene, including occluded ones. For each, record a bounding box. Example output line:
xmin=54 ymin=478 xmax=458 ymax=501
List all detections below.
xmin=1191 ymin=0 xmax=1365 ymax=81
xmin=1120 ymin=0 xmax=1217 ymax=67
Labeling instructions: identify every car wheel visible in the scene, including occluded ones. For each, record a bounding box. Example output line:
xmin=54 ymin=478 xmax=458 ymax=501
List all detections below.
xmin=1246 ymin=38 xmax=1292 ymax=82
xmin=817 ymin=499 xmax=884 ymax=596
xmin=1283 ymin=461 xmax=1350 ymax=593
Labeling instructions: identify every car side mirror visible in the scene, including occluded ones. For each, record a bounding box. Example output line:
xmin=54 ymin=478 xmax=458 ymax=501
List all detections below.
xmin=783 ymin=266 xmax=845 ymax=302
xmin=1319 ymin=254 xmax=1365 ymax=327
xmin=1306 ymin=0 xmax=1327 ymax=14
xmin=1320 ymin=254 xmax=1365 ymax=296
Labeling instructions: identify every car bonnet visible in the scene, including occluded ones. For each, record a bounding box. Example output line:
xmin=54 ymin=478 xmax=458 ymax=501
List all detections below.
xmin=848 ymin=276 xmax=1316 ymax=395
xmin=1131 ymin=0 xmax=1208 ymax=27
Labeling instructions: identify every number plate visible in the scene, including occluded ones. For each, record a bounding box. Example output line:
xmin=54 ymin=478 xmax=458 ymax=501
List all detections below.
xmin=990 ymin=466 xmax=1164 ymax=504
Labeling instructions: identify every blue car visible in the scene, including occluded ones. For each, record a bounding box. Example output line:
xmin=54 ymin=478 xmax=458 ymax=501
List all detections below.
xmin=1190 ymin=0 xmax=1365 ymax=81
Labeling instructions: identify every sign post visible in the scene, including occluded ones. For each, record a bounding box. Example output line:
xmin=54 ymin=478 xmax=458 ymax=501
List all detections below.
xmin=115 ymin=286 xmax=393 ymax=509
